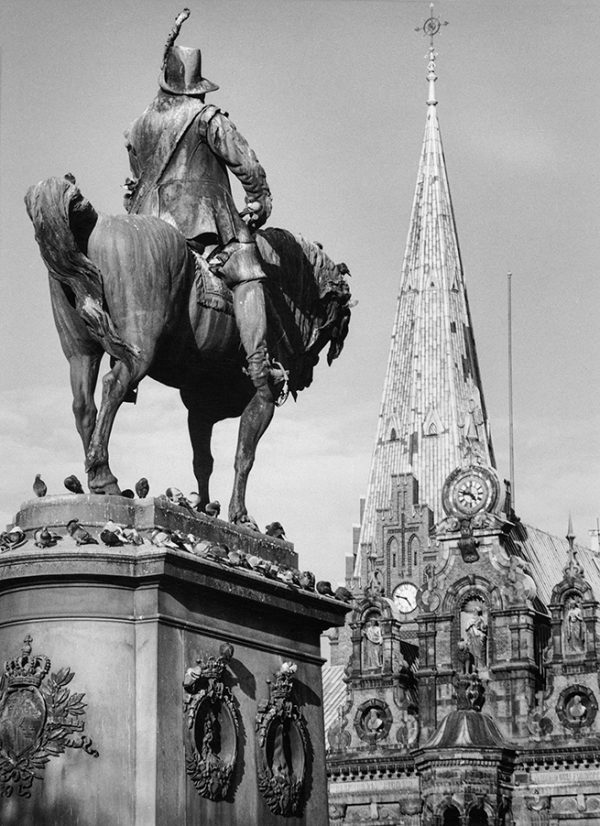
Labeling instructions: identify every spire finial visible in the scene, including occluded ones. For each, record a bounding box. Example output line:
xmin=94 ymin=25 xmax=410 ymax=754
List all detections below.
xmin=415 ymin=4 xmax=448 ymax=106
xmin=567 ymin=513 xmax=576 ymax=548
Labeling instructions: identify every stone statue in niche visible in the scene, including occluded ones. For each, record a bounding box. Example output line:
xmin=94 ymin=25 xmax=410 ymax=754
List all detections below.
xmin=457 ymin=638 xmax=475 ymax=674
xmin=564 ymin=596 xmax=585 ymax=654
xmin=461 ymin=601 xmax=488 ymax=670
xmin=362 ymin=617 xmax=383 ymax=670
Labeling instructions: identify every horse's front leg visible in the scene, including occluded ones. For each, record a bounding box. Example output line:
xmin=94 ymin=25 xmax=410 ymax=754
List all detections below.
xmin=229 ymin=389 xmax=275 ymax=525
xmin=69 ymin=352 xmax=102 ymax=456
xmin=86 ymin=359 xmax=140 ymax=495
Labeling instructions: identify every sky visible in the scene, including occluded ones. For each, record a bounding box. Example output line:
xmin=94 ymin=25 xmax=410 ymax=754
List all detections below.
xmin=1 ymin=0 xmax=598 ymax=585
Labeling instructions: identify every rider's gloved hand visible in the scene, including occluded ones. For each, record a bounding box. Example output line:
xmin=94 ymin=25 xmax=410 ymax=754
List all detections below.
xmin=243 ymin=193 xmax=272 ymax=229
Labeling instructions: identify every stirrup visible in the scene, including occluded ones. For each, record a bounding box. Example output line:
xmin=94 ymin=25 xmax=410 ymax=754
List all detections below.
xmin=270 ymin=360 xmax=289 ymax=407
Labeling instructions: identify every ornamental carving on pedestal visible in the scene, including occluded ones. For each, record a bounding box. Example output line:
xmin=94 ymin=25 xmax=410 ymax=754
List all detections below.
xmin=183 ymin=642 xmax=239 ymax=801
xmin=255 ymin=662 xmax=310 ymax=817
xmin=0 ymin=635 xmax=98 ymax=798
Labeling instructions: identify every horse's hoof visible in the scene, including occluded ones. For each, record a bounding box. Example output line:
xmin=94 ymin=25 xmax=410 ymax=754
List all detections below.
xmin=231 ymin=513 xmax=260 ymax=533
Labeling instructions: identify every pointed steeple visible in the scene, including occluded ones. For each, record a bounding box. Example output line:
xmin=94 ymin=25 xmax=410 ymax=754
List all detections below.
xmin=355 ymin=10 xmax=494 ymax=578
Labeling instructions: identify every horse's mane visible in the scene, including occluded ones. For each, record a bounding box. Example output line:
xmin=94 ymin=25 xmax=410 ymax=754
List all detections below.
xmin=256 ymin=228 xmax=351 ymax=394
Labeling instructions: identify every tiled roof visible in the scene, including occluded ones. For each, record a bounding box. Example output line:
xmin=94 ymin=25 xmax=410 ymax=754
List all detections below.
xmin=519 ymin=522 xmax=600 ymax=605
xmin=322 ymin=664 xmax=347 ymax=737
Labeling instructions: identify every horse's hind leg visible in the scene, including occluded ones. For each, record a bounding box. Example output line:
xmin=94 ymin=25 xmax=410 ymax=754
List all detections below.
xmin=229 ymin=389 xmax=275 ymax=524
xmin=86 ymin=358 xmax=147 ymax=494
xmin=180 ymin=388 xmax=215 ymax=512
xmin=69 ymin=352 xmax=102 ymax=457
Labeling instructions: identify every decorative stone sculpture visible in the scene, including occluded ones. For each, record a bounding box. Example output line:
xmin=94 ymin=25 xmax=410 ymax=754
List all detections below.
xmin=255 ymin=662 xmax=310 ymax=817
xmin=0 ymin=636 xmax=98 ymax=798
xmin=361 ymin=616 xmax=383 ymax=671
xmin=564 ymin=596 xmax=585 ymax=654
xmin=183 ymin=642 xmax=239 ymax=801
xmin=25 ymin=9 xmax=351 ymax=526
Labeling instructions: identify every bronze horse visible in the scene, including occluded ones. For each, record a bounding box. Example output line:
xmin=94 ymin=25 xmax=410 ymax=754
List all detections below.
xmin=25 ymin=177 xmax=351 ymax=524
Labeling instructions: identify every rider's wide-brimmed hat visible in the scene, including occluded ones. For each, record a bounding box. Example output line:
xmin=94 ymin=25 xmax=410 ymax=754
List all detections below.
xmin=159 ymin=45 xmax=219 ymax=96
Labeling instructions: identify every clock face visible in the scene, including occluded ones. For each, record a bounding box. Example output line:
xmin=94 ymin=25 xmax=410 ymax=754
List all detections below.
xmin=393 ymin=582 xmax=418 ymax=614
xmin=442 ymin=465 xmax=501 ymax=518
xmin=456 ymin=475 xmax=486 ymax=513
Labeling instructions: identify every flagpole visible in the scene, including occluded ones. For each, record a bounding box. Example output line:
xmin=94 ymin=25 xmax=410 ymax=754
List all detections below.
xmin=507 ymin=272 xmax=515 ymax=511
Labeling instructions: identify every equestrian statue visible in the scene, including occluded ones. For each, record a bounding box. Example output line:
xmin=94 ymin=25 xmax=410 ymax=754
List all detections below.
xmin=25 ymin=9 xmax=351 ymax=526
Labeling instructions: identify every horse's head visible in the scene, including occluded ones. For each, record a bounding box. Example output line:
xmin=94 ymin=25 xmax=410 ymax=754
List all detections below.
xmin=256 ymin=229 xmax=352 ymax=394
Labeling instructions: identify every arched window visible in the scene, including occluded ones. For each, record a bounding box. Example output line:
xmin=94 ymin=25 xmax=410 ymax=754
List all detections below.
xmin=387 ymin=536 xmax=398 ymax=569
xmin=390 ymin=428 xmax=397 ymax=441
xmin=442 ymin=805 xmax=461 ymax=826
xmin=428 ymin=422 xmax=437 ymax=435
xmin=468 ymin=805 xmax=489 ymax=826
xmin=409 ymin=535 xmax=420 ymax=569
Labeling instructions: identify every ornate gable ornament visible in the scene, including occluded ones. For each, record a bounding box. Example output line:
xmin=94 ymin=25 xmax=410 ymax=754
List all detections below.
xmin=255 ymin=661 xmax=310 ymax=817
xmin=183 ymin=642 xmax=239 ymax=801
xmin=0 ymin=636 xmax=98 ymax=798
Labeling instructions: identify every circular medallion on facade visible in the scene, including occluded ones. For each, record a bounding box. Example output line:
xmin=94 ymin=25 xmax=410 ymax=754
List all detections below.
xmin=393 ymin=582 xmax=418 ymax=614
xmin=556 ymin=684 xmax=598 ymax=731
xmin=354 ymin=699 xmax=393 ymax=743
xmin=442 ymin=465 xmax=502 ymax=518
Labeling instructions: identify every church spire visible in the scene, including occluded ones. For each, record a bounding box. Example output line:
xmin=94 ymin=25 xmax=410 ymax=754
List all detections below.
xmin=354 ymin=8 xmax=494 ymax=580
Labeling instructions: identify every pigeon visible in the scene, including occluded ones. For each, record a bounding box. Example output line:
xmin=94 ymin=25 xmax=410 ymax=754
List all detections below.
xmin=5 ymin=526 xmax=27 ymax=549
xmin=265 ymin=521 xmax=286 ymax=540
xmin=316 ymin=580 xmax=335 ymax=597
xmin=33 ymin=474 xmax=47 ymax=498
xmin=187 ymin=492 xmax=201 ymax=510
xmin=205 ymin=543 xmax=229 ymax=563
xmin=204 ymin=500 xmax=221 ymax=518
xmin=191 ymin=539 xmax=212 ymax=557
xmin=64 ymin=475 xmax=84 ymax=495
xmin=100 ymin=527 xmax=124 ymax=546
xmin=165 ymin=487 xmax=195 ymax=513
xmin=122 ymin=527 xmax=144 ymax=546
xmin=277 ymin=567 xmax=297 ymax=587
xmin=120 ymin=489 xmax=135 ymax=499
xmin=135 ymin=478 xmax=149 ymax=499
xmin=237 ymin=513 xmax=260 ymax=532
xmin=334 ymin=586 xmax=354 ymax=604
xmin=66 ymin=519 xmax=98 ymax=545
xmin=299 ymin=571 xmax=316 ymax=591
xmin=34 ymin=527 xmax=62 ymax=548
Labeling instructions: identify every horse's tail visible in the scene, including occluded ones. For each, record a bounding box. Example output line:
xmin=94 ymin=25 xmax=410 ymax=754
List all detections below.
xmin=24 ymin=176 xmax=140 ymax=368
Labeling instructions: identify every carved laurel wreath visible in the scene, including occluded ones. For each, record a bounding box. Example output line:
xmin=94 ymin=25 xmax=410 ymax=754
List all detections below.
xmin=255 ymin=662 xmax=310 ymax=817
xmin=0 ymin=636 xmax=98 ymax=799
xmin=183 ymin=643 xmax=240 ymax=801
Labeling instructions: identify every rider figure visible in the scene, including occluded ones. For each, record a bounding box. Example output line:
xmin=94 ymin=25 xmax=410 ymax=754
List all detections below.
xmin=123 ymin=11 xmax=275 ymax=401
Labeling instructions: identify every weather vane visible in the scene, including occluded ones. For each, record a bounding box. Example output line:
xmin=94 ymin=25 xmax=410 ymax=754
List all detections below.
xmin=415 ymin=4 xmax=448 ymax=105
xmin=415 ymin=4 xmax=448 ymax=48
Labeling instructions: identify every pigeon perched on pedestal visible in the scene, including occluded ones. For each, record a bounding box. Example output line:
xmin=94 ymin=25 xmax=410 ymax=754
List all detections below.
xmin=67 ymin=519 xmax=98 ymax=545
xmin=33 ymin=474 xmax=47 ymax=498
xmin=299 ymin=571 xmax=316 ymax=591
xmin=265 ymin=521 xmax=286 ymax=540
xmin=204 ymin=500 xmax=221 ymax=518
xmin=316 ymin=580 xmax=335 ymax=597
xmin=64 ymin=475 xmax=84 ymax=495
xmin=34 ymin=527 xmax=62 ymax=548
xmin=334 ymin=586 xmax=354 ymax=603
xmin=135 ymin=478 xmax=149 ymax=499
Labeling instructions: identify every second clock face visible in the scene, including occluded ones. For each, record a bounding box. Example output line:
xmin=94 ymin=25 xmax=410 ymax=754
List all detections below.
xmin=442 ymin=465 xmax=501 ymax=518
xmin=455 ymin=475 xmax=486 ymax=513
xmin=393 ymin=582 xmax=418 ymax=614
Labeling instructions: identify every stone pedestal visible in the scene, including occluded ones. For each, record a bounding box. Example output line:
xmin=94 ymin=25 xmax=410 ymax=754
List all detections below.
xmin=0 ymin=496 xmax=348 ymax=825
